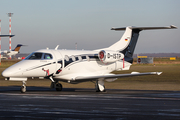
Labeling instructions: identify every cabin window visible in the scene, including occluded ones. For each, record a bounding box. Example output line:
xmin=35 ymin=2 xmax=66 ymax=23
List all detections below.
xmin=44 ymin=53 xmax=53 ymax=59
xmin=72 ymin=55 xmax=76 ymax=61
xmin=64 ymin=55 xmax=69 ymax=61
xmin=78 ymin=56 xmax=82 ymax=61
xmin=75 ymin=57 xmax=79 ymax=61
xmin=82 ymin=56 xmax=86 ymax=60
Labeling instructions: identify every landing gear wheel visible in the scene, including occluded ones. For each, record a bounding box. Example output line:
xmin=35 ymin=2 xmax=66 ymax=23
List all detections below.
xmin=96 ymin=85 xmax=100 ymax=92
xmin=95 ymin=80 xmax=106 ymax=92
xmin=20 ymin=81 xmax=26 ymax=93
xmin=96 ymin=86 xmax=106 ymax=92
xmin=20 ymin=86 xmax=26 ymax=93
xmin=56 ymin=83 xmax=62 ymax=91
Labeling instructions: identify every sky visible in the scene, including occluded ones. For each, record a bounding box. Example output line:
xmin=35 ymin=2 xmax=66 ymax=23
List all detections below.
xmin=0 ymin=0 xmax=179 ymax=54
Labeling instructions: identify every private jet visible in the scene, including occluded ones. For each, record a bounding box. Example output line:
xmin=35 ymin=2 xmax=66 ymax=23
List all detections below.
xmin=2 ymin=25 xmax=177 ymax=93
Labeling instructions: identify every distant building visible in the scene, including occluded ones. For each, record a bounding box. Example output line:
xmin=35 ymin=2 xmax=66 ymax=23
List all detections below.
xmin=137 ymin=57 xmax=153 ymax=64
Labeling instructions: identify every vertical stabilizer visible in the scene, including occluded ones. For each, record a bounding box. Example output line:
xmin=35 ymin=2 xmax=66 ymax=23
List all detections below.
xmin=108 ymin=27 xmax=132 ymax=51
xmin=108 ymin=25 xmax=177 ymax=58
xmin=121 ymin=29 xmax=140 ymax=58
xmin=13 ymin=44 xmax=24 ymax=52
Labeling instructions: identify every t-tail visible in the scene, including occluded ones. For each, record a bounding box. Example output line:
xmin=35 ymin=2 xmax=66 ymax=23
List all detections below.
xmin=106 ymin=25 xmax=177 ymax=63
xmin=13 ymin=44 xmax=24 ymax=52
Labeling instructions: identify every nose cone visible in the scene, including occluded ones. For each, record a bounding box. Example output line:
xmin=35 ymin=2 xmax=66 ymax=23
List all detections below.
xmin=2 ymin=67 xmax=20 ymax=77
xmin=2 ymin=69 xmax=10 ymax=77
xmin=1 ymin=62 xmax=24 ymax=78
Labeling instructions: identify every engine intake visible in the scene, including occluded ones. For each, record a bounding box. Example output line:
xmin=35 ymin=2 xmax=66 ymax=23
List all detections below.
xmin=98 ymin=50 xmax=124 ymax=64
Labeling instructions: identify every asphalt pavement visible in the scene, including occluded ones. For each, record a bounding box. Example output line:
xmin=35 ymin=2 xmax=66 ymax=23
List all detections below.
xmin=0 ymin=86 xmax=180 ymax=120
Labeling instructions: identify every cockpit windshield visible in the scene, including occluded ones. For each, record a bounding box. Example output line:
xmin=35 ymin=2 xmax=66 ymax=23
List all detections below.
xmin=25 ymin=52 xmax=53 ymax=60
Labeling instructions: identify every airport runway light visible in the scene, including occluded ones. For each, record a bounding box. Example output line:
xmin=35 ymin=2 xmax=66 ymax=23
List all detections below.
xmin=7 ymin=13 xmax=13 ymax=59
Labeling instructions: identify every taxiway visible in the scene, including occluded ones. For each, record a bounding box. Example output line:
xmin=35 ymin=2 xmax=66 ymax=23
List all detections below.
xmin=0 ymin=86 xmax=180 ymax=120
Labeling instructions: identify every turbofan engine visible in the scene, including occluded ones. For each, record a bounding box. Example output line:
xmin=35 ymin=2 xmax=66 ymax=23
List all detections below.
xmin=98 ymin=50 xmax=124 ymax=64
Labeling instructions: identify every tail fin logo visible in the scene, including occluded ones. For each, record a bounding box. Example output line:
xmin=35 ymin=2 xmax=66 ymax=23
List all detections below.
xmin=13 ymin=44 xmax=25 ymax=51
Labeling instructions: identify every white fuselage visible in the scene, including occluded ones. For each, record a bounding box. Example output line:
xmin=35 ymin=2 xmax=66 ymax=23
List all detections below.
xmin=1 ymin=50 xmax=18 ymax=56
xmin=2 ymin=49 xmax=131 ymax=82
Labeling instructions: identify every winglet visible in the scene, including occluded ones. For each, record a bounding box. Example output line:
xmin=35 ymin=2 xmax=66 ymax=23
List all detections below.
xmin=170 ymin=25 xmax=177 ymax=29
xmin=151 ymin=72 xmax=163 ymax=75
xmin=156 ymin=72 xmax=162 ymax=75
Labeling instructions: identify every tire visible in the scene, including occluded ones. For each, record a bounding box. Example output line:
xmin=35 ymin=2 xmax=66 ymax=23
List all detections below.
xmin=96 ymin=85 xmax=106 ymax=92
xmin=20 ymin=86 xmax=26 ymax=93
xmin=56 ymin=83 xmax=62 ymax=91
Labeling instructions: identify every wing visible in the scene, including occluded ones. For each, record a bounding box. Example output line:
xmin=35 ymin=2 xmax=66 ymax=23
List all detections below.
xmin=0 ymin=35 xmax=15 ymax=37
xmin=75 ymin=72 xmax=162 ymax=81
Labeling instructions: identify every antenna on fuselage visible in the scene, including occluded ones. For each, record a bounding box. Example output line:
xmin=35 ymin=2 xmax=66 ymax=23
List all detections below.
xmin=55 ymin=45 xmax=59 ymax=50
xmin=75 ymin=43 xmax=77 ymax=50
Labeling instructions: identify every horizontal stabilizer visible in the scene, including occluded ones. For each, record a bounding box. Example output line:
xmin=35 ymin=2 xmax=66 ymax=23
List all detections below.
xmin=111 ymin=25 xmax=177 ymax=31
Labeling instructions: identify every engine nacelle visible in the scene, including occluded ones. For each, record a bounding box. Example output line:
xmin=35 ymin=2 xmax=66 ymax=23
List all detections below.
xmin=98 ymin=50 xmax=124 ymax=64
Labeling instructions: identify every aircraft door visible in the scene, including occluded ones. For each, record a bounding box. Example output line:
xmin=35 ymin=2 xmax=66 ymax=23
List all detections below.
xmin=52 ymin=51 xmax=63 ymax=75
xmin=40 ymin=52 xmax=57 ymax=77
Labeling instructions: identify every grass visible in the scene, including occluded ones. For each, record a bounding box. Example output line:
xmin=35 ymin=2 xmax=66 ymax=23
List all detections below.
xmin=0 ymin=60 xmax=21 ymax=68
xmin=0 ymin=59 xmax=180 ymax=91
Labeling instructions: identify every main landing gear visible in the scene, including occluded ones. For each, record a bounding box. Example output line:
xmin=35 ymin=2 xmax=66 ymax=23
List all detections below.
xmin=95 ymin=79 xmax=106 ymax=92
xmin=50 ymin=81 xmax=63 ymax=91
xmin=55 ymin=82 xmax=63 ymax=91
xmin=20 ymin=81 xmax=26 ymax=93
xmin=49 ymin=76 xmax=63 ymax=91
